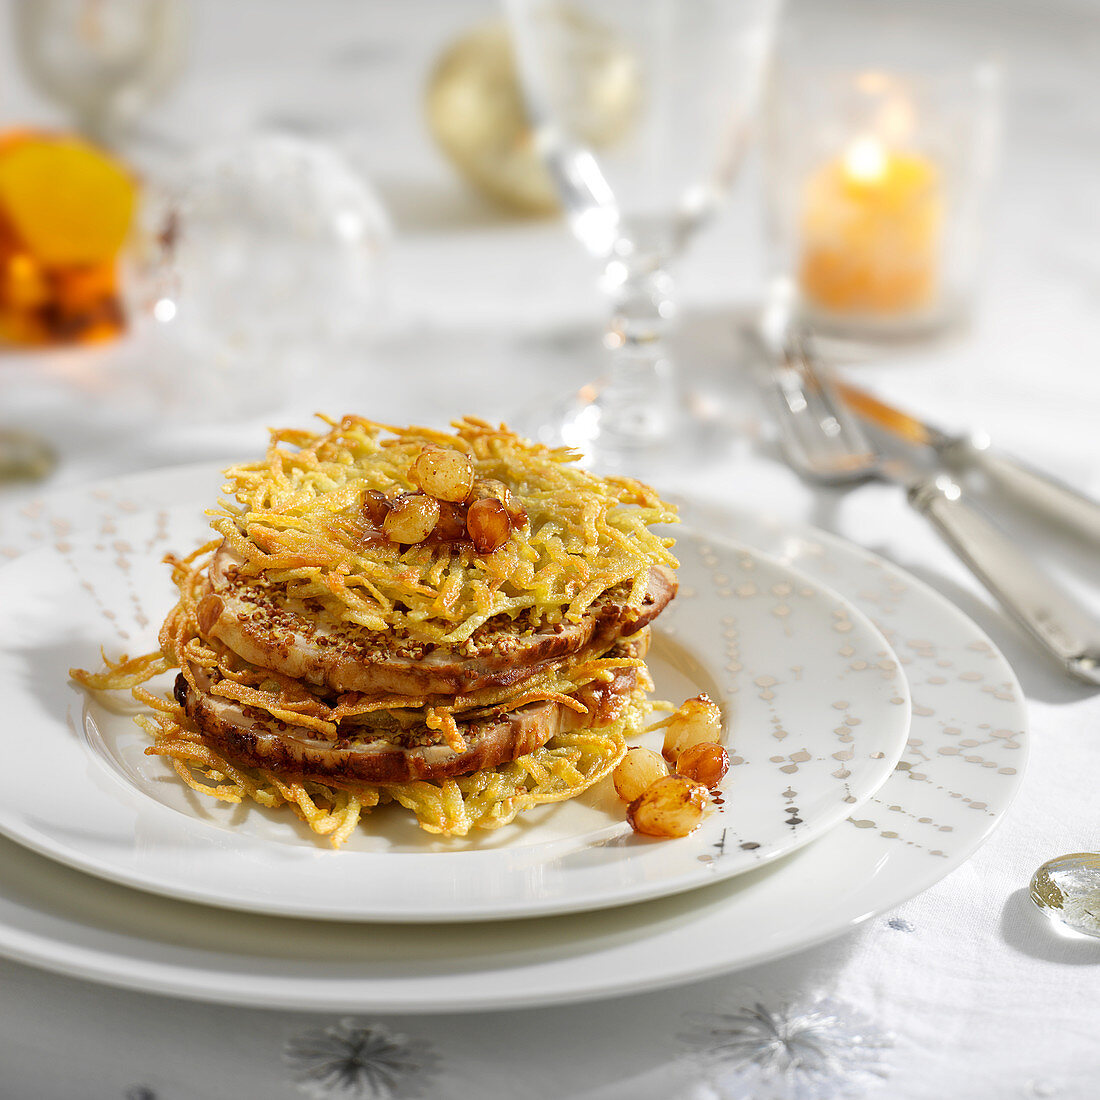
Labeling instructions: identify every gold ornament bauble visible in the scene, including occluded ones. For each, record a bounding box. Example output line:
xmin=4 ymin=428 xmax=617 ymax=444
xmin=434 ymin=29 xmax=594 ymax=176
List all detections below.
xmin=425 ymin=19 xmax=639 ymax=216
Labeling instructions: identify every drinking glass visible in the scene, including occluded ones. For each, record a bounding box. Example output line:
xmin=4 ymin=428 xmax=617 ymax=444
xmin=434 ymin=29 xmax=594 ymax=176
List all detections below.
xmin=13 ymin=0 xmax=189 ymax=148
xmin=507 ymin=0 xmax=779 ymax=469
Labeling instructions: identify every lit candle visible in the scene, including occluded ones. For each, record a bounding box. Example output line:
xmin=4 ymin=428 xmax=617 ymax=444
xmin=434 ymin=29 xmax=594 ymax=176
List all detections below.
xmin=798 ymin=134 xmax=942 ymax=316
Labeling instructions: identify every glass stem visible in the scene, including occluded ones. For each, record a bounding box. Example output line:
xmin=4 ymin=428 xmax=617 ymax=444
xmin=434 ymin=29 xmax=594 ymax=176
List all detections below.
xmin=599 ymin=257 xmax=679 ymax=448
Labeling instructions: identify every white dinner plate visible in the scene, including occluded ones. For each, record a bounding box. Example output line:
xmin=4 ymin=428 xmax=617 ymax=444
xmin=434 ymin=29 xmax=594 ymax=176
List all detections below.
xmin=0 ymin=467 xmax=1026 ymax=1011
xmin=0 ymin=480 xmax=909 ymax=921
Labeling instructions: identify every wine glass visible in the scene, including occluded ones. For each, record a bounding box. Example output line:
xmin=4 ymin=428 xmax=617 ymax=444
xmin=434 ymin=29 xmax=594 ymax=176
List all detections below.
xmin=13 ymin=0 xmax=189 ymax=148
xmin=506 ymin=0 xmax=780 ymax=469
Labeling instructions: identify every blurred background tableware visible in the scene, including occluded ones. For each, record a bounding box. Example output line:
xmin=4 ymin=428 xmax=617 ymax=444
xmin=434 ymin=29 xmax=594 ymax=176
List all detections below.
xmin=12 ymin=0 xmax=189 ymax=149
xmin=0 ymin=129 xmax=136 ymax=348
xmin=135 ymin=131 xmax=391 ymax=418
xmin=0 ymin=128 xmax=136 ymax=480
xmin=426 ymin=17 xmax=643 ymax=219
xmin=0 ymin=427 xmax=55 ymax=482
xmin=506 ymin=0 xmax=780 ymax=469
xmin=764 ymin=56 xmax=1001 ymax=352
xmin=426 ymin=21 xmax=562 ymax=218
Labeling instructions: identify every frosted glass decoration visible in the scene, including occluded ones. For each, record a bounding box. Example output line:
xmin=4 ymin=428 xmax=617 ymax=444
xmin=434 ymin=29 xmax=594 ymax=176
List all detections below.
xmin=144 ymin=133 xmax=390 ymax=416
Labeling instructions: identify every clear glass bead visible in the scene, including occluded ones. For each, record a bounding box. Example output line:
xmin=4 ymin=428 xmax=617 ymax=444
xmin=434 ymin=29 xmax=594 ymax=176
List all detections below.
xmin=1029 ymin=853 xmax=1100 ymax=939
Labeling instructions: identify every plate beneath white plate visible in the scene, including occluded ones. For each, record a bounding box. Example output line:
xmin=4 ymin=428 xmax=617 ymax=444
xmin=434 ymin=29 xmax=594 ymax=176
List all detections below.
xmin=0 ymin=466 xmax=1026 ymax=1011
xmin=0 ymin=499 xmax=909 ymax=921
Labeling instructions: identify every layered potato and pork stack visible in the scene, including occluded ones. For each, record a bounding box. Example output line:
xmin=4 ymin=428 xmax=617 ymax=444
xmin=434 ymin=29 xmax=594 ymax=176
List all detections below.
xmin=77 ymin=417 xmax=678 ymax=845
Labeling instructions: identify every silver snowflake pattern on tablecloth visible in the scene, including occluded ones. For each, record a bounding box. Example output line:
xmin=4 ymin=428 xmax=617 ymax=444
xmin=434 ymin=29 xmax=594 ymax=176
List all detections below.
xmin=283 ymin=1019 xmax=440 ymax=1100
xmin=679 ymin=995 xmax=893 ymax=1100
xmin=886 ymin=916 xmax=915 ymax=932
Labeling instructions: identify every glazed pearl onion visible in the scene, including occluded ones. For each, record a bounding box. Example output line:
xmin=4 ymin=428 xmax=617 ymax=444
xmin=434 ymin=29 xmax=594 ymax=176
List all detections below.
xmin=675 ymin=742 xmax=730 ymax=788
xmin=383 ymin=492 xmax=440 ymax=544
xmin=612 ymin=747 xmax=668 ymax=802
xmin=627 ymin=775 xmax=709 ymax=838
xmin=467 ymin=497 xmax=510 ymax=552
xmin=412 ymin=448 xmax=475 ymax=503
xmin=661 ymin=694 xmax=723 ymax=762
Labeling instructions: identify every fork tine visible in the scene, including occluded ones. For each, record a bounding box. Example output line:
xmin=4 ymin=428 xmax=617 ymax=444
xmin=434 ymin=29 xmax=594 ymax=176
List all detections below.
xmin=748 ymin=299 xmax=879 ymax=484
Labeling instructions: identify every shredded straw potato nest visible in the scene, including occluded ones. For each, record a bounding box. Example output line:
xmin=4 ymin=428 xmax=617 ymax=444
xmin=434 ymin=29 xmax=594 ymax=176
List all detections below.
xmin=72 ymin=415 xmax=678 ymax=846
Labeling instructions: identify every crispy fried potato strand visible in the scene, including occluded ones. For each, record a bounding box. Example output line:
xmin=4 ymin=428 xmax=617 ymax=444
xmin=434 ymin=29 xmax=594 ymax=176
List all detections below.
xmin=72 ymin=651 xmax=171 ymax=690
xmin=208 ymin=417 xmax=677 ymax=644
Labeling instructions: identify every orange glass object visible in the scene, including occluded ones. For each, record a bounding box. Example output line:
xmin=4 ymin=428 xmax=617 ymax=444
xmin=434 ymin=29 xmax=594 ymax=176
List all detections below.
xmin=798 ymin=137 xmax=942 ymax=315
xmin=0 ymin=130 xmax=135 ymax=346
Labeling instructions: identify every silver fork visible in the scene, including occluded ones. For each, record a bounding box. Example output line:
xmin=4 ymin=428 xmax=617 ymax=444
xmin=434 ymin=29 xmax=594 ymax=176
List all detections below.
xmin=751 ymin=286 xmax=879 ymax=484
xmin=748 ymin=301 xmax=1100 ymax=687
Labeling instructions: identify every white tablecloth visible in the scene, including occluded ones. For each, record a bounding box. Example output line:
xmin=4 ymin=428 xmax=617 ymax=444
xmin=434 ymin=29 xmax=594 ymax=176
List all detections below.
xmin=1 ymin=1 xmax=1098 ymax=1098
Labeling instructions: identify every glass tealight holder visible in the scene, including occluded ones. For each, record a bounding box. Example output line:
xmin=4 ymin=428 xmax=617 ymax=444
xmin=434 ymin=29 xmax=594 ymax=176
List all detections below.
xmin=764 ymin=62 xmax=1001 ymax=348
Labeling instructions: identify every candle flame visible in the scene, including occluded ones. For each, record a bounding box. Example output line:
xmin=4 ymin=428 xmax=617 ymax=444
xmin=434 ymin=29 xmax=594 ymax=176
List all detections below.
xmin=843 ymin=136 xmax=888 ymax=184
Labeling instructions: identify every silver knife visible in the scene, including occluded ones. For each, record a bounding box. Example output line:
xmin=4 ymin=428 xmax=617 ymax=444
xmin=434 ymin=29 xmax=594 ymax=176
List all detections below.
xmin=837 ymin=381 xmax=1100 ymax=544
xmin=896 ymin=467 xmax=1100 ymax=685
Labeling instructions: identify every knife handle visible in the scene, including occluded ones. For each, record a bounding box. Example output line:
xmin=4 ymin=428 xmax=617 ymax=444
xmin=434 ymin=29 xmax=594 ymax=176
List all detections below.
xmin=943 ymin=436 xmax=1100 ymax=544
xmin=909 ymin=475 xmax=1100 ymax=686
